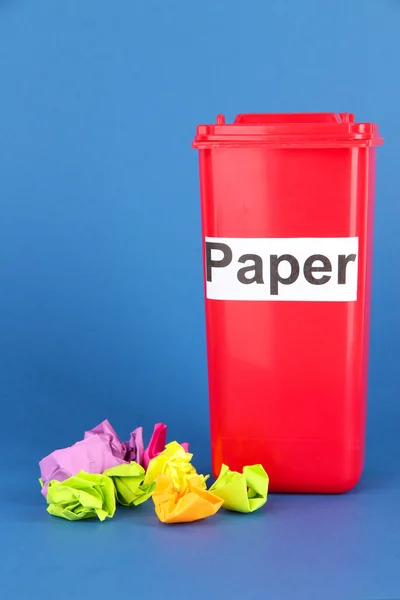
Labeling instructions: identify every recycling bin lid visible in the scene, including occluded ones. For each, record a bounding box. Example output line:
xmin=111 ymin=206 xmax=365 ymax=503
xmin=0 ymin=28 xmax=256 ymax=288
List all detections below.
xmin=193 ymin=113 xmax=383 ymax=148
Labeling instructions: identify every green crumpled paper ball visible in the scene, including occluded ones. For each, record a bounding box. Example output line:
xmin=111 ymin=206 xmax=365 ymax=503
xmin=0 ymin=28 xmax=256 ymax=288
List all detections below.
xmin=209 ymin=464 xmax=269 ymax=513
xmin=104 ymin=462 xmax=156 ymax=507
xmin=46 ymin=471 xmax=116 ymax=521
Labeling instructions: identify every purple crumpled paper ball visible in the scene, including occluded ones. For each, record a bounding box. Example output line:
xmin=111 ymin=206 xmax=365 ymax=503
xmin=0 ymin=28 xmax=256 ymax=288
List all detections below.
xmin=39 ymin=419 xmax=190 ymax=498
xmin=39 ymin=434 xmax=124 ymax=498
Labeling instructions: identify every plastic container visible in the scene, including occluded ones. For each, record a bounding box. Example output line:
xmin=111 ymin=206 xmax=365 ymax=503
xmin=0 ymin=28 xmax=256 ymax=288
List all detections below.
xmin=193 ymin=112 xmax=383 ymax=493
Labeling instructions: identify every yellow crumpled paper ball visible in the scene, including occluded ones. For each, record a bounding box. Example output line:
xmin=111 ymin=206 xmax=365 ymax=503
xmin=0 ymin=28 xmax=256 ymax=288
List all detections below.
xmin=144 ymin=441 xmax=207 ymax=493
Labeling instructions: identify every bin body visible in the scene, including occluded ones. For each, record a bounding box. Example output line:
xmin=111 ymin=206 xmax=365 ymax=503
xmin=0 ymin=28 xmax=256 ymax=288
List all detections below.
xmin=193 ymin=113 xmax=383 ymax=493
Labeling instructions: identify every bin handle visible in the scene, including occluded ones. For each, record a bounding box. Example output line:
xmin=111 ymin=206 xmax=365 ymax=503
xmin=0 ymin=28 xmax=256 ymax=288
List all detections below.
xmin=233 ymin=113 xmax=354 ymax=125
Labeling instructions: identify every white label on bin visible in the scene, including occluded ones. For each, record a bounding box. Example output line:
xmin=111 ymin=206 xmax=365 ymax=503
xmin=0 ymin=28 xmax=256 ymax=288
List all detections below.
xmin=205 ymin=237 xmax=359 ymax=302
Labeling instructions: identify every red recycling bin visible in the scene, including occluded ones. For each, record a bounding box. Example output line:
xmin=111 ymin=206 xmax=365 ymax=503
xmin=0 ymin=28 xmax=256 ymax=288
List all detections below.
xmin=193 ymin=113 xmax=383 ymax=493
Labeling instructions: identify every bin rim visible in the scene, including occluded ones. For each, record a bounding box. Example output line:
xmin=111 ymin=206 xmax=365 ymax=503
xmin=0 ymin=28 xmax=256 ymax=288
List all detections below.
xmin=193 ymin=112 xmax=384 ymax=149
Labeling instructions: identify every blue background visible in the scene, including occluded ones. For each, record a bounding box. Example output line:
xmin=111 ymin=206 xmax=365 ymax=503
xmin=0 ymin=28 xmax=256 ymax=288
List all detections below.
xmin=0 ymin=0 xmax=398 ymax=598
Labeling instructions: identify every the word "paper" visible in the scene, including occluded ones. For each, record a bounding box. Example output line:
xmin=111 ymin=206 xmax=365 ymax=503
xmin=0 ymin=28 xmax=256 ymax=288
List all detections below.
xmin=205 ymin=237 xmax=359 ymax=302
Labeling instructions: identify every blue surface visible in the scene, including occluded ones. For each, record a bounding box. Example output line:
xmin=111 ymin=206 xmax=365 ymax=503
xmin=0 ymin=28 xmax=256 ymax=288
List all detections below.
xmin=0 ymin=1 xmax=399 ymax=598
